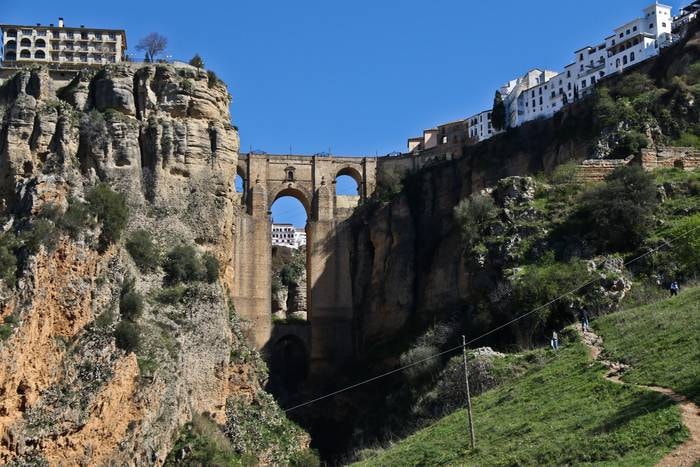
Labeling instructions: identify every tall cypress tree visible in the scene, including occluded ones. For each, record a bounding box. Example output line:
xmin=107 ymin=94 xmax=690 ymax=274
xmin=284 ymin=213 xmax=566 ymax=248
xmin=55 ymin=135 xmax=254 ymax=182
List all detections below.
xmin=492 ymin=91 xmax=506 ymax=131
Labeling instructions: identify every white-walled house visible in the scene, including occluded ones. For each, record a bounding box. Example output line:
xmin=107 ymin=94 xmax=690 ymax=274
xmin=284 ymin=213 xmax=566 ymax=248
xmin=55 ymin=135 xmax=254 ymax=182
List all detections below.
xmin=406 ymin=2 xmax=694 ymax=154
xmin=272 ymin=224 xmax=306 ymax=250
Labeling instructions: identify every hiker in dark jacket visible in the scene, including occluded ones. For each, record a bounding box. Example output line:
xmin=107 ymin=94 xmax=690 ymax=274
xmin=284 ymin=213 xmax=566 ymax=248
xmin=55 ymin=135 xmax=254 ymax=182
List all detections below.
xmin=670 ymin=281 xmax=680 ymax=297
xmin=579 ymin=309 xmax=590 ymax=333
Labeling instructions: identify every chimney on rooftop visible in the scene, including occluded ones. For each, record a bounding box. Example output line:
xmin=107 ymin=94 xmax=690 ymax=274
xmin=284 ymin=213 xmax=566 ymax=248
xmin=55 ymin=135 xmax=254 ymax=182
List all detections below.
xmin=58 ymin=18 xmax=64 ymax=28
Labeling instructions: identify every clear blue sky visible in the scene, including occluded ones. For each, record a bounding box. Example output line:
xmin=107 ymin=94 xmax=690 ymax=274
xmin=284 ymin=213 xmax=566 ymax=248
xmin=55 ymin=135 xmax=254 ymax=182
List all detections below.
xmin=3 ymin=0 xmax=686 ymax=226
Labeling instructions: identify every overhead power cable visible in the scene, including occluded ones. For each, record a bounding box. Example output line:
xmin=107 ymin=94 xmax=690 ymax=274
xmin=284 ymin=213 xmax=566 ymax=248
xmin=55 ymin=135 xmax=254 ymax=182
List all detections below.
xmin=283 ymin=223 xmax=700 ymax=412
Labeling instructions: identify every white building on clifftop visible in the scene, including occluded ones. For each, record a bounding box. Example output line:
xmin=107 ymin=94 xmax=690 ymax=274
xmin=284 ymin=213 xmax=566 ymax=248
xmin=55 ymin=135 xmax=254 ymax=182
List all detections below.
xmin=272 ymin=224 xmax=306 ymax=250
xmin=0 ymin=17 xmax=126 ymax=66
xmin=407 ymin=2 xmax=684 ymax=154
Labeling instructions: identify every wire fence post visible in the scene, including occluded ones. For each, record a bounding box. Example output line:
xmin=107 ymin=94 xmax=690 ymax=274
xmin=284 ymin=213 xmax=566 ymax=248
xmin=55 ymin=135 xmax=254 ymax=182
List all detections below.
xmin=462 ymin=335 xmax=476 ymax=449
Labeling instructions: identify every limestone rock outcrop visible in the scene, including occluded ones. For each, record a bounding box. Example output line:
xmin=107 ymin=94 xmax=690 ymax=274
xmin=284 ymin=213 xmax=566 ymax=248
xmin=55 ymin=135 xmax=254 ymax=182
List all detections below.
xmin=0 ymin=63 xmax=307 ymax=465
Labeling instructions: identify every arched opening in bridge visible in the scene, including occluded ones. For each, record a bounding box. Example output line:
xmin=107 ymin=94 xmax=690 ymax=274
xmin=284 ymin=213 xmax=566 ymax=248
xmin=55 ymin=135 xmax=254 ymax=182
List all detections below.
xmin=335 ymin=175 xmax=359 ymax=195
xmin=270 ymin=189 xmax=310 ymax=324
xmin=335 ymin=167 xmax=362 ymax=213
xmin=234 ymin=166 xmax=246 ymax=205
xmin=267 ymin=335 xmax=308 ymax=400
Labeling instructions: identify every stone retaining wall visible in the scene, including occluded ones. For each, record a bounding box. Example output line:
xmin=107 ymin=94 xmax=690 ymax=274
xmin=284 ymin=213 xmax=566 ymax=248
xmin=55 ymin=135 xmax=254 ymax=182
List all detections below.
xmin=576 ymin=147 xmax=700 ymax=182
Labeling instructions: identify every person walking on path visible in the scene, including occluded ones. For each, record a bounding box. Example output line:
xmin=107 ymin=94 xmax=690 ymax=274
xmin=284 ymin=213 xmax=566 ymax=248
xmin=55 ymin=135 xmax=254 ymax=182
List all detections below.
xmin=550 ymin=331 xmax=559 ymax=351
xmin=579 ymin=309 xmax=590 ymax=333
xmin=670 ymin=281 xmax=680 ymax=297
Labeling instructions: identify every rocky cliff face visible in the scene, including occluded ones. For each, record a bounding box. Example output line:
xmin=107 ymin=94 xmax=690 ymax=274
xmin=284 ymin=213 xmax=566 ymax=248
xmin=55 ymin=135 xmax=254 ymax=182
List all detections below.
xmin=0 ymin=64 xmax=308 ymax=465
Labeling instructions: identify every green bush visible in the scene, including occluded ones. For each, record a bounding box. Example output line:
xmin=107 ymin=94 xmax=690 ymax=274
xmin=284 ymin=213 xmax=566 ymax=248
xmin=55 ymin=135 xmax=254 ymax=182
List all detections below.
xmin=202 ymin=253 xmax=220 ymax=283
xmin=164 ymin=413 xmax=241 ymax=467
xmin=80 ymin=110 xmax=109 ymax=151
xmin=549 ymin=162 xmax=579 ymax=186
xmin=126 ymin=230 xmax=160 ymax=272
xmin=188 ymin=53 xmax=204 ymax=69
xmin=290 ymin=449 xmax=321 ymax=467
xmin=58 ymin=198 xmax=92 ymax=239
xmin=674 ymin=131 xmax=700 ymax=149
xmin=0 ymin=232 xmax=19 ymax=287
xmin=21 ymin=219 xmax=59 ymax=253
xmin=119 ymin=288 xmax=144 ymax=321
xmin=399 ymin=344 xmax=441 ymax=382
xmin=155 ymin=285 xmax=187 ymax=304
xmin=612 ymin=72 xmax=656 ymax=99
xmin=375 ymin=166 xmax=404 ymax=201
xmin=611 ymin=130 xmax=649 ymax=157
xmin=114 ymin=320 xmax=140 ymax=353
xmin=37 ymin=203 xmax=61 ymax=222
xmin=163 ymin=245 xmax=204 ymax=284
xmin=87 ymin=183 xmax=128 ymax=247
xmin=577 ymin=165 xmax=657 ymax=252
xmin=207 ymin=70 xmax=219 ymax=88
xmin=454 ymin=193 xmax=498 ymax=247
xmin=0 ymin=324 xmax=12 ymax=340
xmin=667 ymin=214 xmax=700 ymax=278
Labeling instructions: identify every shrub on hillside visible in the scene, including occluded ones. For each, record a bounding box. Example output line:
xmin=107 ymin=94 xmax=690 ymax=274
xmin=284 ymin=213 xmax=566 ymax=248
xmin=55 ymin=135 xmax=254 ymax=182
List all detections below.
xmin=165 ymin=413 xmax=242 ymax=466
xmin=611 ymin=72 xmax=656 ymax=99
xmin=21 ymin=219 xmax=59 ymax=253
xmin=163 ymin=245 xmax=204 ymax=284
xmin=290 ymin=449 xmax=321 ymax=467
xmin=375 ymin=166 xmax=404 ymax=201
xmin=87 ymin=183 xmax=128 ymax=247
xmin=667 ymin=214 xmax=700 ymax=279
xmin=80 ymin=110 xmax=109 ymax=153
xmin=399 ymin=344 xmax=441 ymax=382
xmin=114 ymin=320 xmax=140 ymax=353
xmin=454 ymin=193 xmax=498 ymax=248
xmin=0 ymin=232 xmax=19 ymax=287
xmin=155 ymin=285 xmax=187 ymax=304
xmin=202 ymin=253 xmax=220 ymax=283
xmin=59 ymin=198 xmax=93 ymax=239
xmin=207 ymin=70 xmax=219 ymax=88
xmin=126 ymin=230 xmax=160 ymax=272
xmin=119 ymin=287 xmax=144 ymax=321
xmin=611 ymin=130 xmax=649 ymax=157
xmin=511 ymin=254 xmax=591 ymax=346
xmin=577 ymin=165 xmax=657 ymax=252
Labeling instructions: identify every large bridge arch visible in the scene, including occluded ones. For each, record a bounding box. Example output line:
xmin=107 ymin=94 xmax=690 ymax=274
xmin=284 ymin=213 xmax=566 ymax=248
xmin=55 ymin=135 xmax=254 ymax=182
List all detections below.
xmin=231 ymin=153 xmax=377 ymax=377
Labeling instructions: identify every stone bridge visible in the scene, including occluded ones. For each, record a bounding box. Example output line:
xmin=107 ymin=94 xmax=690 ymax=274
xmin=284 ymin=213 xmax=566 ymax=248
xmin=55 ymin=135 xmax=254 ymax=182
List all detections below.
xmin=231 ymin=153 xmax=377 ymax=379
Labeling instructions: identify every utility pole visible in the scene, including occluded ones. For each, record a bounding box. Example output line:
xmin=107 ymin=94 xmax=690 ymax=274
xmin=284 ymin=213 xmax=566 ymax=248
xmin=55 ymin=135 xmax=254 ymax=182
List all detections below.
xmin=462 ymin=335 xmax=476 ymax=449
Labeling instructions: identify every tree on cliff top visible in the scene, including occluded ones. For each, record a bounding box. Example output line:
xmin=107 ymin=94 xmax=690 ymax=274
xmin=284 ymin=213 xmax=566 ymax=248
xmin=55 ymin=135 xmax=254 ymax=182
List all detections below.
xmin=137 ymin=33 xmax=168 ymax=63
xmin=189 ymin=54 xmax=204 ymax=69
xmin=492 ymin=91 xmax=506 ymax=131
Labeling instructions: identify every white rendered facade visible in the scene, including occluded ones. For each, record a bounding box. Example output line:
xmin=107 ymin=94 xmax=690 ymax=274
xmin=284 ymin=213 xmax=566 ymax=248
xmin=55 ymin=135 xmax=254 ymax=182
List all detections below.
xmin=271 ymin=224 xmax=306 ymax=250
xmin=406 ymin=2 xmax=689 ymax=152
xmin=1 ymin=18 xmax=126 ymax=66
xmin=468 ymin=110 xmax=497 ymax=142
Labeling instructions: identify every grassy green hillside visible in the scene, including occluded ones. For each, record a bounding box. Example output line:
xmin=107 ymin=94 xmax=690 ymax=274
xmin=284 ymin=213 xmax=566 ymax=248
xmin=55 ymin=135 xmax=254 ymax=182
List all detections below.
xmin=595 ymin=286 xmax=700 ymax=404
xmin=354 ymin=334 xmax=687 ymax=466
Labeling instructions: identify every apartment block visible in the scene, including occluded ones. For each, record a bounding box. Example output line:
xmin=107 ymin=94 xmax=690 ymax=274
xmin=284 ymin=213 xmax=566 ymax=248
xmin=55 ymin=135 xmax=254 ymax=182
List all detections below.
xmin=406 ymin=2 xmax=690 ymax=155
xmin=1 ymin=17 xmax=126 ymax=66
xmin=272 ymin=224 xmax=307 ymax=250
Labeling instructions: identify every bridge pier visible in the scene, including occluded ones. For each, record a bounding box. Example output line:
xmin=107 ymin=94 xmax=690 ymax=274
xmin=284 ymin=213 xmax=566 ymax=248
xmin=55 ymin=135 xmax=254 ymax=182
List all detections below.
xmin=231 ymin=153 xmax=376 ymax=378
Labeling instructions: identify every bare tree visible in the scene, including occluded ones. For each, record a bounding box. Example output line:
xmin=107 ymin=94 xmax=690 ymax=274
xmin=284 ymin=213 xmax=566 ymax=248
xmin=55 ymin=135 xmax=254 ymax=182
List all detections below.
xmin=136 ymin=33 xmax=167 ymax=62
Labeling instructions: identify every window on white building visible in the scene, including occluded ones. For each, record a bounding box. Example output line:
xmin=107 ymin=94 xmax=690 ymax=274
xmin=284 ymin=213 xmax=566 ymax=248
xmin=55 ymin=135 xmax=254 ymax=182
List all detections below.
xmin=662 ymin=22 xmax=666 ymax=27
xmin=582 ymin=79 xmax=587 ymax=88
xmin=623 ymin=55 xmax=628 ymax=65
xmin=630 ymin=52 xmax=635 ymax=61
